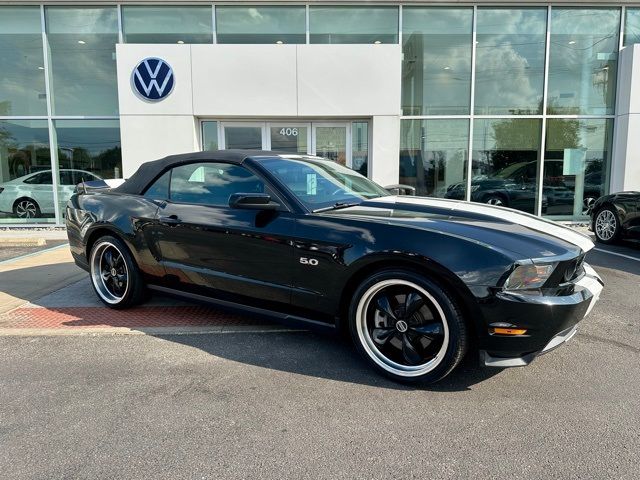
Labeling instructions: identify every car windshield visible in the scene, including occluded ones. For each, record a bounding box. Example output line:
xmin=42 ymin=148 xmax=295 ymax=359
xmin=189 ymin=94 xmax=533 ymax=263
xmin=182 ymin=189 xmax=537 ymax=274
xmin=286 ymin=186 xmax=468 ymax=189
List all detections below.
xmin=259 ymin=156 xmax=389 ymax=211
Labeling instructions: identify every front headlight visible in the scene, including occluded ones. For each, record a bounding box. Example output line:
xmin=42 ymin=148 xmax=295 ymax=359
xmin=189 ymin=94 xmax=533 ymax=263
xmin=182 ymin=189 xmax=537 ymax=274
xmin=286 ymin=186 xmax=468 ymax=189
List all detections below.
xmin=504 ymin=263 xmax=557 ymax=290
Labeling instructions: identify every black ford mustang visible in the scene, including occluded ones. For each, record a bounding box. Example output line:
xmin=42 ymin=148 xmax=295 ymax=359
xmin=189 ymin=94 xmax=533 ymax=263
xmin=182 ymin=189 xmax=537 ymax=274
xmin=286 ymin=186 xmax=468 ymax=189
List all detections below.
xmin=66 ymin=150 xmax=603 ymax=384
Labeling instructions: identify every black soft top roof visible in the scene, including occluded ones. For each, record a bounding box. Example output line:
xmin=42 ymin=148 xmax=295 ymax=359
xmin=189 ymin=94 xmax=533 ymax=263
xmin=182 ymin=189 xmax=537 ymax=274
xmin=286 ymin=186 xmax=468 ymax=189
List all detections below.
xmin=113 ymin=150 xmax=284 ymax=195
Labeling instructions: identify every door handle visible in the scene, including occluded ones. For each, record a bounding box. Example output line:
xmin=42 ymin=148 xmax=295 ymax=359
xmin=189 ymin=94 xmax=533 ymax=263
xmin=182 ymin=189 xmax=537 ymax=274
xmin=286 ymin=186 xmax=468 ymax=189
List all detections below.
xmin=159 ymin=214 xmax=180 ymax=225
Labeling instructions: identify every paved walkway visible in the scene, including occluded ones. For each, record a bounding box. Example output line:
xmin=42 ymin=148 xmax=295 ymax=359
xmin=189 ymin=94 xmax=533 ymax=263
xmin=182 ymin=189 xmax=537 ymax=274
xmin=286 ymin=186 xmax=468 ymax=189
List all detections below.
xmin=0 ymin=245 xmax=284 ymax=336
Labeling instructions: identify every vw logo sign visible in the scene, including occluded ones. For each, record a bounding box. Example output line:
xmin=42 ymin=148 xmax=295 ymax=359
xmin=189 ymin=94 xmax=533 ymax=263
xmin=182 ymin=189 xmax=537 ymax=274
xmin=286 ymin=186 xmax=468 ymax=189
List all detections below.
xmin=132 ymin=57 xmax=175 ymax=101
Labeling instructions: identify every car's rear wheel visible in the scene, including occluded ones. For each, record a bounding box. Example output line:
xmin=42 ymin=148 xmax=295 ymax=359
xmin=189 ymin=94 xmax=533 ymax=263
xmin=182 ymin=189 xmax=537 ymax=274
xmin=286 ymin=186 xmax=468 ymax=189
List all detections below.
xmin=13 ymin=198 xmax=41 ymax=219
xmin=594 ymin=206 xmax=621 ymax=244
xmin=349 ymin=269 xmax=468 ymax=384
xmin=89 ymin=235 xmax=146 ymax=309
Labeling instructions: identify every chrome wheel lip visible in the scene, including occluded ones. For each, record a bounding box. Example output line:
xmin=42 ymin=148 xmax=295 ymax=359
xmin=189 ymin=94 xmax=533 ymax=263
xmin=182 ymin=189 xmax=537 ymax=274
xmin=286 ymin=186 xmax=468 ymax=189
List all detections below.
xmin=16 ymin=200 xmax=37 ymax=218
xmin=90 ymin=241 xmax=129 ymax=304
xmin=356 ymin=279 xmax=450 ymax=378
xmin=595 ymin=209 xmax=616 ymax=241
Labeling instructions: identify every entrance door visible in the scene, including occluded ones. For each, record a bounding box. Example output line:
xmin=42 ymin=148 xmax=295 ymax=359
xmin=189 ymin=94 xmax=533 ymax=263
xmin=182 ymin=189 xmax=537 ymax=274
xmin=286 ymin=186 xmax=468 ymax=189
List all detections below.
xmin=312 ymin=123 xmax=351 ymax=167
xmin=220 ymin=122 xmax=265 ymax=150
xmin=267 ymin=123 xmax=311 ymax=154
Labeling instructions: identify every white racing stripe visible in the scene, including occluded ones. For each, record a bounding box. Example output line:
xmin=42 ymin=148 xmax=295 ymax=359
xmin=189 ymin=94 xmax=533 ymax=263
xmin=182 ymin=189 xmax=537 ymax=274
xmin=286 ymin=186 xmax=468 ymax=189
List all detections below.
xmin=376 ymin=196 xmax=595 ymax=253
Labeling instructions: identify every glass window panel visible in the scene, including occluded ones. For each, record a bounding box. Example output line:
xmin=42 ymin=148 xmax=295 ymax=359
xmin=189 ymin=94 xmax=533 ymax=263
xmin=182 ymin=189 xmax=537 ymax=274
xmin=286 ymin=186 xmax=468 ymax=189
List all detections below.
xmin=547 ymin=8 xmax=620 ymax=115
xmin=475 ymin=8 xmax=547 ymax=115
xmin=315 ymin=126 xmax=347 ymax=165
xmin=270 ymin=125 xmax=308 ymax=154
xmin=0 ymin=120 xmax=54 ymax=223
xmin=202 ymin=122 xmax=219 ymax=151
xmin=471 ymin=119 xmax=542 ymax=215
xmin=123 ymin=6 xmax=213 ymax=44
xmin=224 ymin=126 xmax=262 ymax=150
xmin=402 ymin=8 xmax=472 ymax=115
xmin=54 ymin=120 xmax=122 ymax=213
xmin=0 ymin=7 xmax=47 ymax=116
xmin=352 ymin=122 xmax=369 ymax=177
xmin=400 ymin=119 xmax=469 ymax=198
xmin=310 ymin=6 xmax=398 ymax=44
xmin=216 ymin=6 xmax=305 ymax=44
xmin=45 ymin=7 xmax=119 ymax=116
xmin=625 ymin=9 xmax=640 ymax=46
xmin=544 ymin=119 xmax=612 ymax=219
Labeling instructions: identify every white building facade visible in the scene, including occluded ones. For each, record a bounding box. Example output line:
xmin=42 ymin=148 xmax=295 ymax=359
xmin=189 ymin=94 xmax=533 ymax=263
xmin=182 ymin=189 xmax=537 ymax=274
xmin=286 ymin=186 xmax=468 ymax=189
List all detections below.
xmin=1 ymin=1 xmax=639 ymax=224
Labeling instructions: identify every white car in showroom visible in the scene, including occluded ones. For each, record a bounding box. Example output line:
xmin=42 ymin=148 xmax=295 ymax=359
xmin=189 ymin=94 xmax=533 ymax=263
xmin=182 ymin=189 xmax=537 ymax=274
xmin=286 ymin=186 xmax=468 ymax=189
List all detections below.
xmin=0 ymin=169 xmax=102 ymax=219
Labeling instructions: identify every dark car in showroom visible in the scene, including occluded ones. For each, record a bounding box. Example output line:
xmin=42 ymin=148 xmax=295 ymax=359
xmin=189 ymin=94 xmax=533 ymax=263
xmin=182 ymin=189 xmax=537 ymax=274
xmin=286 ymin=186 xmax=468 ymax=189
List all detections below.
xmin=66 ymin=150 xmax=603 ymax=384
xmin=590 ymin=191 xmax=640 ymax=244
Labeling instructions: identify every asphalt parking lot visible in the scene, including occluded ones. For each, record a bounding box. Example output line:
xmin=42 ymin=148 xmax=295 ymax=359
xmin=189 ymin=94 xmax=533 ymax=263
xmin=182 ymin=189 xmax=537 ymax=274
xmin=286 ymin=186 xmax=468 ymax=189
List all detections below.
xmin=0 ymin=238 xmax=639 ymax=479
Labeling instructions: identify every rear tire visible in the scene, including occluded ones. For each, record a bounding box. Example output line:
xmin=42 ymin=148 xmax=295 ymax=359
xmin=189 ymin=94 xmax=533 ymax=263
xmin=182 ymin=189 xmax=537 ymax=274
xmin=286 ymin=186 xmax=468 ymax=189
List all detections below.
xmin=348 ymin=269 xmax=468 ymax=385
xmin=593 ymin=206 xmax=621 ymax=244
xmin=89 ymin=235 xmax=146 ymax=309
xmin=484 ymin=195 xmax=507 ymax=207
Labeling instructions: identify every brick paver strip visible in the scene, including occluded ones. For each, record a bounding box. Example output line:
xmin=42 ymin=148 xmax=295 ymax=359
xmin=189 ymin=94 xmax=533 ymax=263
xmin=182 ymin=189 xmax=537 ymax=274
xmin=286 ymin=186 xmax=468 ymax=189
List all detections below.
xmin=0 ymin=306 xmax=271 ymax=329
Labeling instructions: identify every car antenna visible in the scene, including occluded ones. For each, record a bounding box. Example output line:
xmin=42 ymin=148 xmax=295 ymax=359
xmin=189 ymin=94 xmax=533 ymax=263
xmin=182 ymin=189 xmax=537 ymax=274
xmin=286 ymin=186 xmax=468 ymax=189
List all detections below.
xmin=80 ymin=176 xmax=86 ymax=195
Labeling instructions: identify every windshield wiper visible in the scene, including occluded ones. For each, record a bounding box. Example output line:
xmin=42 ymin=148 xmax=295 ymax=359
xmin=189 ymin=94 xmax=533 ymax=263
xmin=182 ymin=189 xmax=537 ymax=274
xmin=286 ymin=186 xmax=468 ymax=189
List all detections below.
xmin=313 ymin=202 xmax=362 ymax=213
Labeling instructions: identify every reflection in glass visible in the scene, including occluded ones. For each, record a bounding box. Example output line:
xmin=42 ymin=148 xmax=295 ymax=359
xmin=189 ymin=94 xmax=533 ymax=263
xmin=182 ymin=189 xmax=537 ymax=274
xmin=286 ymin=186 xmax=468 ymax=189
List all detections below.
xmin=310 ymin=6 xmax=398 ymax=44
xmin=54 ymin=120 xmax=122 ymax=213
xmin=123 ymin=6 xmax=213 ymax=44
xmin=400 ymin=119 xmax=469 ymax=198
xmin=315 ymin=126 xmax=347 ymax=166
xmin=202 ymin=122 xmax=219 ymax=151
xmin=470 ymin=119 xmax=542 ymax=214
xmin=402 ymin=8 xmax=472 ymax=115
xmin=45 ymin=7 xmax=119 ymax=116
xmin=216 ymin=6 xmax=305 ymax=44
xmin=270 ymin=126 xmax=308 ymax=154
xmin=224 ymin=126 xmax=262 ymax=150
xmin=0 ymin=120 xmax=54 ymax=223
xmin=352 ymin=122 xmax=369 ymax=177
xmin=475 ymin=8 xmax=547 ymax=115
xmin=544 ymin=119 xmax=612 ymax=219
xmin=0 ymin=7 xmax=47 ymax=116
xmin=547 ymin=8 xmax=620 ymax=115
xmin=625 ymin=9 xmax=640 ymax=46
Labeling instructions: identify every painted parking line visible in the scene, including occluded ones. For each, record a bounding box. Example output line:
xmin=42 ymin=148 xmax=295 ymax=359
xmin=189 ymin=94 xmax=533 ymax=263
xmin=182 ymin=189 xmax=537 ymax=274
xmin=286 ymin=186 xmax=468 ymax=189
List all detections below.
xmin=593 ymin=248 xmax=640 ymax=263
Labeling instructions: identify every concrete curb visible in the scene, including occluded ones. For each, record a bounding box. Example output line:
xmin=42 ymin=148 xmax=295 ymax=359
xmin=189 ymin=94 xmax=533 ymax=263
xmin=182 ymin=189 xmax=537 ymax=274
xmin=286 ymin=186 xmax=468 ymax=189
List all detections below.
xmin=0 ymin=325 xmax=305 ymax=337
xmin=0 ymin=238 xmax=47 ymax=247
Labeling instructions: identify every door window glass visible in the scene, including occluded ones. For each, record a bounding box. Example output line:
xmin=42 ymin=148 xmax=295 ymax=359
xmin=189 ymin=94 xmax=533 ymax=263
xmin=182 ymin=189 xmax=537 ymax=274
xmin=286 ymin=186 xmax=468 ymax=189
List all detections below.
xmin=144 ymin=171 xmax=171 ymax=200
xmin=224 ymin=126 xmax=263 ymax=150
xmin=24 ymin=171 xmax=53 ymax=185
xmin=202 ymin=122 xmax=219 ymax=151
xmin=270 ymin=126 xmax=308 ymax=153
xmin=169 ymin=162 xmax=265 ymax=206
xmin=315 ymin=126 xmax=347 ymax=165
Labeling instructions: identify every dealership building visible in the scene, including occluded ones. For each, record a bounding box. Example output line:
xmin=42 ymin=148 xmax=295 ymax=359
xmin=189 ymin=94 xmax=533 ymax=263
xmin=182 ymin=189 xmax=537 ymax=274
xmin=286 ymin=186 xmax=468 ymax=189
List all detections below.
xmin=1 ymin=1 xmax=640 ymax=224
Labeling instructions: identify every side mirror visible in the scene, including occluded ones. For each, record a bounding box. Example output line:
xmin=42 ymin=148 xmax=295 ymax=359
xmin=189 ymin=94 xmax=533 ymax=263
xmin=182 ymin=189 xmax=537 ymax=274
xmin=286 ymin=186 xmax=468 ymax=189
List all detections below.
xmin=384 ymin=184 xmax=417 ymax=196
xmin=228 ymin=193 xmax=279 ymax=210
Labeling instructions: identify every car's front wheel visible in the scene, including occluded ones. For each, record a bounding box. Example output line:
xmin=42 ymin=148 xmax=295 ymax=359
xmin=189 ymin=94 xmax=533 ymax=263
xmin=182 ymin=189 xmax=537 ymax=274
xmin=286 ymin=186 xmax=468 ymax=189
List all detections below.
xmin=89 ymin=235 xmax=146 ymax=309
xmin=349 ymin=269 xmax=468 ymax=384
xmin=594 ymin=206 xmax=621 ymax=244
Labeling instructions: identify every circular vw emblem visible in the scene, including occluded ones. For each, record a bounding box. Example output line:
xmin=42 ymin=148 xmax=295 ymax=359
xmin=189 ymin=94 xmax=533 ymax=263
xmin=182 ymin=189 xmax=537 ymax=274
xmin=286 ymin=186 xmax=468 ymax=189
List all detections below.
xmin=131 ymin=57 xmax=175 ymax=101
xmin=396 ymin=320 xmax=409 ymax=333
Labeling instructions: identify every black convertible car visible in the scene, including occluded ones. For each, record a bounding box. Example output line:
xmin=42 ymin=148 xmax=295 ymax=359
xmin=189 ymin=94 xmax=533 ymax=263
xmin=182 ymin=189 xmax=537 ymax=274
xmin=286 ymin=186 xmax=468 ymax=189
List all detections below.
xmin=590 ymin=191 xmax=640 ymax=244
xmin=66 ymin=151 xmax=603 ymax=384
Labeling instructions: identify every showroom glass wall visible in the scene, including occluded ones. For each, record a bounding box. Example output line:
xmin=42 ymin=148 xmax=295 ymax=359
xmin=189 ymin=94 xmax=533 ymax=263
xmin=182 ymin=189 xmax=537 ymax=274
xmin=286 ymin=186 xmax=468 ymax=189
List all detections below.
xmin=0 ymin=4 xmax=635 ymax=224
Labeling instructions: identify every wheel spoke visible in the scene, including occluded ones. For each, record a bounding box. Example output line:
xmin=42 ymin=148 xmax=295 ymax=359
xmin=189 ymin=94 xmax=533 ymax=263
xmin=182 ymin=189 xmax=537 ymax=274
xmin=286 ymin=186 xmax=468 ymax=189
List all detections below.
xmin=371 ymin=327 xmax=397 ymax=346
xmin=376 ymin=294 xmax=398 ymax=321
xmin=410 ymin=322 xmax=443 ymax=339
xmin=401 ymin=333 xmax=422 ymax=365
xmin=104 ymin=250 xmax=115 ymax=268
xmin=404 ymin=292 xmax=424 ymax=318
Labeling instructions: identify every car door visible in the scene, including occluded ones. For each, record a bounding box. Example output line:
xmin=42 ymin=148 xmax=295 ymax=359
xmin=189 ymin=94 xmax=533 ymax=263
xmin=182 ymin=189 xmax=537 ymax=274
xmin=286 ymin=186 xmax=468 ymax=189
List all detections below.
xmin=148 ymin=161 xmax=296 ymax=307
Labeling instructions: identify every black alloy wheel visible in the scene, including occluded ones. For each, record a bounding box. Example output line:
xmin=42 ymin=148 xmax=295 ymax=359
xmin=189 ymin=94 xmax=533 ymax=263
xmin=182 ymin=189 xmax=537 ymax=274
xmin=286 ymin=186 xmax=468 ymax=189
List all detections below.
xmin=349 ymin=269 xmax=468 ymax=384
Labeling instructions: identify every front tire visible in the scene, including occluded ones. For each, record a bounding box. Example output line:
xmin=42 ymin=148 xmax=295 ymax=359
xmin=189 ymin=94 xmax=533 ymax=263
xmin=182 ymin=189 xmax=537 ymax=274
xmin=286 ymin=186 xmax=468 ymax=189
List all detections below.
xmin=349 ymin=269 xmax=468 ymax=385
xmin=89 ymin=235 xmax=146 ymax=309
xmin=594 ymin=206 xmax=621 ymax=244
xmin=13 ymin=198 xmax=41 ymax=219
xmin=484 ymin=195 xmax=506 ymax=207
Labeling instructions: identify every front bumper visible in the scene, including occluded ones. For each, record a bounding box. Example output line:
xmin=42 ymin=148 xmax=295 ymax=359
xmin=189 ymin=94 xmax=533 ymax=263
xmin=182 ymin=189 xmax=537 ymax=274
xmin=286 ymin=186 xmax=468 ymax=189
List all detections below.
xmin=479 ymin=263 xmax=603 ymax=367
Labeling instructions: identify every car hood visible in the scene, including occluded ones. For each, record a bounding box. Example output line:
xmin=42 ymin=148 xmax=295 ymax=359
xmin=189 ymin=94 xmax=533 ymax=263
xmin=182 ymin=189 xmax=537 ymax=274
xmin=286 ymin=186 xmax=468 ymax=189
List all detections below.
xmin=321 ymin=196 xmax=594 ymax=259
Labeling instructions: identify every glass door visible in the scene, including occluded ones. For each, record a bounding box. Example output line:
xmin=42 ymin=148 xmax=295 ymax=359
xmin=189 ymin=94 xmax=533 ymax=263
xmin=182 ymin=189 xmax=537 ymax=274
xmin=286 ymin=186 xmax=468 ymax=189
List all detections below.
xmin=220 ymin=122 xmax=265 ymax=150
xmin=267 ymin=123 xmax=311 ymax=154
xmin=312 ymin=123 xmax=351 ymax=167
